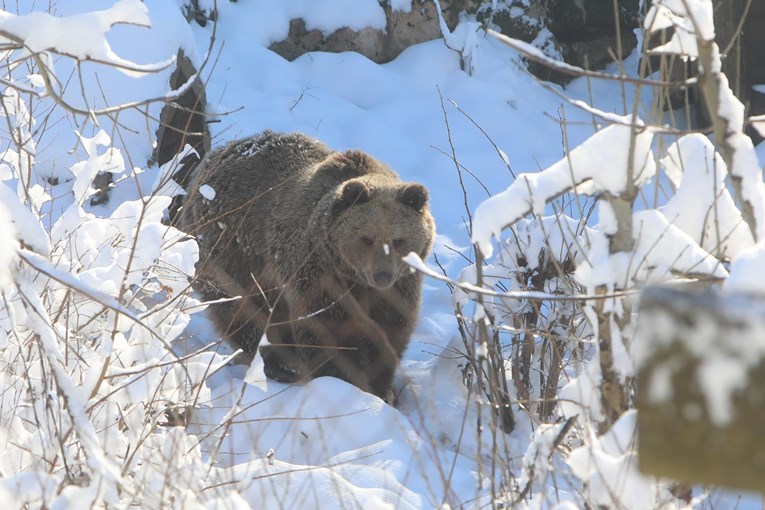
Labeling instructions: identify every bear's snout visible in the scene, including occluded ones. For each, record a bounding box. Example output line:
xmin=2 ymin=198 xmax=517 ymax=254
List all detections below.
xmin=373 ymin=271 xmax=393 ymax=287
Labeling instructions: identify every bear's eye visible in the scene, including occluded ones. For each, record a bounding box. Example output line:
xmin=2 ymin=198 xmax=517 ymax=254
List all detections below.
xmin=361 ymin=236 xmax=374 ymax=246
xmin=393 ymin=239 xmax=405 ymax=249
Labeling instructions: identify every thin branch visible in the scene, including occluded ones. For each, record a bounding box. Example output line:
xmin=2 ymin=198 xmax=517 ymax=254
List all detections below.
xmin=488 ymin=29 xmax=697 ymax=89
xmin=404 ymin=252 xmax=641 ymax=302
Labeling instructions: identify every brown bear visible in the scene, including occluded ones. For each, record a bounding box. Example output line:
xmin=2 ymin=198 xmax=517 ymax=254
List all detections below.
xmin=179 ymin=131 xmax=435 ymax=399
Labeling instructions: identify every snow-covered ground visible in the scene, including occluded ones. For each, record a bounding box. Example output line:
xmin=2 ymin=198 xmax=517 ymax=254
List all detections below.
xmin=1 ymin=0 xmax=764 ymax=508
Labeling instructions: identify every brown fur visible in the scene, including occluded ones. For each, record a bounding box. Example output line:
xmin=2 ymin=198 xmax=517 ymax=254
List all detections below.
xmin=179 ymin=131 xmax=435 ymax=398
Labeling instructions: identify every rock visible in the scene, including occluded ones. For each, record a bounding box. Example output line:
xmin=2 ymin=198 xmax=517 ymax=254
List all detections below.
xmin=269 ymin=19 xmax=387 ymax=62
xmin=745 ymin=3 xmax=765 ymax=143
xmin=262 ymin=1 xmax=643 ymax=83
xmin=269 ymin=1 xmax=469 ymax=64
xmin=644 ymin=1 xmax=765 ymax=142
xmin=181 ymin=0 xmax=218 ymax=27
xmin=478 ymin=0 xmax=640 ymax=83
xmin=89 ymin=171 xmax=113 ymax=207
xmin=153 ymin=49 xmax=210 ymax=222
xmin=385 ymin=1 xmax=468 ymax=59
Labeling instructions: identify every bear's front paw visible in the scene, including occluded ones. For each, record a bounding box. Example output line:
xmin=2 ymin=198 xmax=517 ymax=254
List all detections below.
xmin=259 ymin=344 xmax=303 ymax=383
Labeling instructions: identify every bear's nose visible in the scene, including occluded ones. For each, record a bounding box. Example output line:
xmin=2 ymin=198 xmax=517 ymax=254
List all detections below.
xmin=373 ymin=271 xmax=393 ymax=286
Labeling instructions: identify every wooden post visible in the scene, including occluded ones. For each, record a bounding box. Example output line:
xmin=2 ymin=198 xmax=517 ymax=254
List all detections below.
xmin=636 ymin=286 xmax=765 ymax=492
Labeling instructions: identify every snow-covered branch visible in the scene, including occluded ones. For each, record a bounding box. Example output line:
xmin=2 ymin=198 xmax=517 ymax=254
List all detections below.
xmin=645 ymin=0 xmax=765 ymax=242
xmin=488 ymin=29 xmax=696 ymax=89
xmin=0 ymin=0 xmax=172 ymax=76
xmin=0 ymin=0 xmax=210 ymax=119
xmin=472 ymin=123 xmax=655 ymax=258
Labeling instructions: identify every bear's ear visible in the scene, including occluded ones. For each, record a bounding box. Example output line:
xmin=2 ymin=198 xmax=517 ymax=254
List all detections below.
xmin=334 ymin=180 xmax=371 ymax=212
xmin=399 ymin=183 xmax=428 ymax=212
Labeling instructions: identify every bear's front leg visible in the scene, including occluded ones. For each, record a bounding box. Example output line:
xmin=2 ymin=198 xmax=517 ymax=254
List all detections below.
xmin=259 ymin=343 xmax=305 ymax=383
xmin=258 ymin=322 xmax=336 ymax=384
xmin=205 ymin=298 xmax=262 ymax=361
xmin=291 ymin=327 xmax=392 ymax=398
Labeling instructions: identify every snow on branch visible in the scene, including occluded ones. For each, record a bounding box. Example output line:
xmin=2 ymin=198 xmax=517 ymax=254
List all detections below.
xmin=645 ymin=0 xmax=765 ymax=243
xmin=472 ymin=123 xmax=655 ymax=257
xmin=0 ymin=0 xmax=174 ymax=77
xmin=14 ymin=276 xmax=123 ymax=487
xmin=0 ymin=202 xmax=17 ymax=290
xmin=643 ymin=0 xmax=714 ymax=56
xmin=576 ymin=209 xmax=728 ymax=292
xmin=403 ymin=252 xmax=637 ymax=302
xmin=660 ymin=134 xmax=754 ymax=259
xmin=0 ymin=181 xmax=50 ymax=256
xmin=488 ymin=29 xmax=695 ymax=89
xmin=18 ymin=249 xmax=143 ymax=328
xmin=0 ymin=0 xmax=202 ymax=119
xmin=433 ymin=0 xmax=481 ymax=74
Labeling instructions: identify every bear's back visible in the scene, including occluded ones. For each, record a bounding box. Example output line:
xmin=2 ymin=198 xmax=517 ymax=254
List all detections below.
xmin=205 ymin=131 xmax=332 ymax=194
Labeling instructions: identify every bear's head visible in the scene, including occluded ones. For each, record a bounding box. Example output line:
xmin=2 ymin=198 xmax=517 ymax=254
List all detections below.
xmin=329 ymin=176 xmax=435 ymax=290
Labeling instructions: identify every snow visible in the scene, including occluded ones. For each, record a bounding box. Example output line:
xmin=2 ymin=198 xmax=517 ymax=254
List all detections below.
xmin=645 ymin=0 xmax=765 ymax=243
xmin=0 ymin=473 xmax=58 ymax=508
xmin=490 ymin=29 xmax=591 ymax=76
xmin=1 ymin=0 xmax=764 ymax=508
xmin=568 ymin=411 xmax=672 ymax=509
xmin=660 ymin=134 xmax=754 ymax=259
xmin=724 ymin=242 xmax=765 ymax=295
xmin=199 ymin=184 xmax=216 ymax=201
xmin=716 ymin=71 xmax=765 ymax=242
xmin=0 ymin=182 xmax=50 ymax=256
xmin=70 ymin=131 xmax=125 ymax=205
xmin=0 ymin=201 xmax=17 ymax=290
xmin=0 ymin=0 xmax=174 ymax=77
xmin=575 ymin=208 xmax=729 ymax=289
xmin=222 ymin=0 xmax=386 ymax=47
xmin=697 ymin=356 xmax=747 ymax=425
xmin=16 ymin=275 xmax=123 ymax=484
xmin=634 ymin=291 xmax=765 ymax=426
xmin=390 ymin=0 xmax=413 ymax=13
xmin=472 ymin=122 xmax=655 ymax=258
xmin=644 ymin=0 xmax=715 ymax=55
xmin=0 ymin=0 xmax=198 ymax=183
xmin=18 ymin=249 xmax=141 ymax=325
